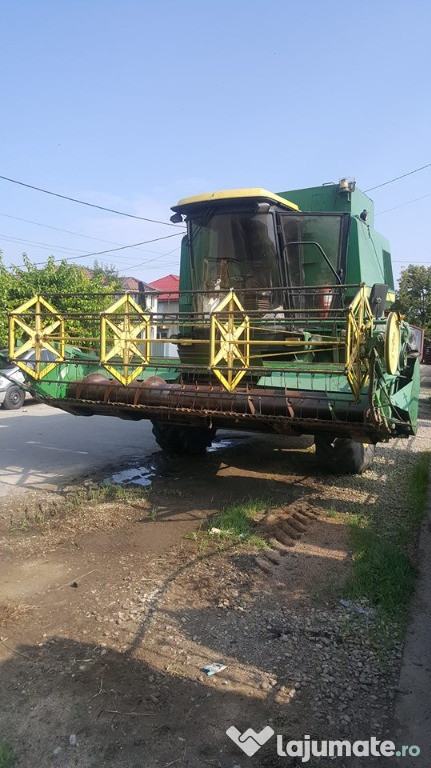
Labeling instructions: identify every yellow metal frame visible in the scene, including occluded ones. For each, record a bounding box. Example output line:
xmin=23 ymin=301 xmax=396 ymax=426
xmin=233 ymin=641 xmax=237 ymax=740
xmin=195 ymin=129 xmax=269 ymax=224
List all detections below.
xmin=100 ymin=294 xmax=150 ymax=385
xmin=210 ymin=290 xmax=250 ymax=391
xmin=7 ymin=287 xmax=378 ymax=400
xmin=345 ymin=285 xmax=374 ymax=400
xmin=8 ymin=295 xmax=65 ymax=380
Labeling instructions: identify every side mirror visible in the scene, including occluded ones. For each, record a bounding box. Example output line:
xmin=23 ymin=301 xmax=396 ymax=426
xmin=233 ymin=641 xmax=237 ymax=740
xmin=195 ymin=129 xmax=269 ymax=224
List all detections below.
xmin=170 ymin=212 xmax=183 ymax=224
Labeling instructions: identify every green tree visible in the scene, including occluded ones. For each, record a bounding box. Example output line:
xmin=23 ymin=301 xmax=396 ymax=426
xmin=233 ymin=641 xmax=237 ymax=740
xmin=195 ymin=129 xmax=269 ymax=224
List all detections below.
xmin=0 ymin=254 xmax=122 ymax=349
xmin=396 ymin=265 xmax=431 ymax=335
xmin=0 ymin=252 xmax=13 ymax=348
xmin=91 ymin=260 xmax=120 ymax=282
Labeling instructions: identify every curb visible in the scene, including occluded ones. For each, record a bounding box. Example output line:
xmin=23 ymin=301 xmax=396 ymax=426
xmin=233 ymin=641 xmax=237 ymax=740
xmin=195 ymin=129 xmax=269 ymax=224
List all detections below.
xmin=391 ymin=455 xmax=431 ymax=766
xmin=428 ymin=455 xmax=431 ymax=532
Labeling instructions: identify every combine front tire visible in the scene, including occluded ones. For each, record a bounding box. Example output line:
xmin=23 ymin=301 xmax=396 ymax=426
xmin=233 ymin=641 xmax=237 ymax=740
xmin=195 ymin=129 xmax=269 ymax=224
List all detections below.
xmin=314 ymin=436 xmax=375 ymax=475
xmin=151 ymin=421 xmax=216 ymax=456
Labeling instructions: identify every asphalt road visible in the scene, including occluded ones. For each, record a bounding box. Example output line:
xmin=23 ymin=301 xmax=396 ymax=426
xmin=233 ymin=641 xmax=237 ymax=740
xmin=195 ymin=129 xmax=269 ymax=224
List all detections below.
xmin=0 ymin=401 xmax=156 ymax=497
xmin=2 ymin=366 xmax=429 ymax=500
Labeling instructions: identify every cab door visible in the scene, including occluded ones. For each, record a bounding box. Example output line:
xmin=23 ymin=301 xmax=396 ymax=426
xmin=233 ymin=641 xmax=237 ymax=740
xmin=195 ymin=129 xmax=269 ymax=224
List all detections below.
xmin=278 ymin=211 xmax=349 ymax=310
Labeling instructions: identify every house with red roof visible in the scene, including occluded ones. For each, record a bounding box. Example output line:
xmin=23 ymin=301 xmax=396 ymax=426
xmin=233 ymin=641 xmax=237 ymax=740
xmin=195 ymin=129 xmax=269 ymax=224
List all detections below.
xmin=149 ymin=274 xmax=180 ymax=339
xmin=149 ymin=274 xmax=179 ymax=302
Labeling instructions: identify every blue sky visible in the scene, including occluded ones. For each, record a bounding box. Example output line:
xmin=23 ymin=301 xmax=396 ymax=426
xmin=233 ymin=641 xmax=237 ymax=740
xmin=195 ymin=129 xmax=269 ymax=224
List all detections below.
xmin=0 ymin=0 xmax=430 ymax=284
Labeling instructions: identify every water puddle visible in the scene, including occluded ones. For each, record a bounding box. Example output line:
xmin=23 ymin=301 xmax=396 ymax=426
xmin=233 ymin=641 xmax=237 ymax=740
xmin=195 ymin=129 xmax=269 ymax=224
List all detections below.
xmin=207 ymin=435 xmax=248 ymax=453
xmin=207 ymin=438 xmax=238 ymax=453
xmin=103 ymin=435 xmax=248 ymax=487
xmin=104 ymin=463 xmax=156 ymax=487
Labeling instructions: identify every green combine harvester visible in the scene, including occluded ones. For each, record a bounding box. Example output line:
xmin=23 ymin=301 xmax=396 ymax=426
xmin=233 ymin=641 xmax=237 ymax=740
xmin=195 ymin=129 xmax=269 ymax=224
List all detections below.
xmin=8 ymin=179 xmax=421 ymax=474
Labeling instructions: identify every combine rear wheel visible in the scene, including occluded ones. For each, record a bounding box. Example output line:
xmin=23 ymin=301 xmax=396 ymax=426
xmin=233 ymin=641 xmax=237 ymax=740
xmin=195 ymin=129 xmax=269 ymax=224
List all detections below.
xmin=314 ymin=436 xmax=375 ymax=475
xmin=151 ymin=420 xmax=216 ymax=455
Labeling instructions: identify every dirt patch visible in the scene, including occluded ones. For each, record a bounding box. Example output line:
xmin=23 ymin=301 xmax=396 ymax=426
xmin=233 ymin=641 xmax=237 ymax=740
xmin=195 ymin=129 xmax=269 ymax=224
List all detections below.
xmin=0 ymin=417 xmax=429 ymax=767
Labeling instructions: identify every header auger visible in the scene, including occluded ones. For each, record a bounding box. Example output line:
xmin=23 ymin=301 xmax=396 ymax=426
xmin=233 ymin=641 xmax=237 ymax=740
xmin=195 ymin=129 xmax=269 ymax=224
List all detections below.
xmin=8 ymin=180 xmax=421 ymax=474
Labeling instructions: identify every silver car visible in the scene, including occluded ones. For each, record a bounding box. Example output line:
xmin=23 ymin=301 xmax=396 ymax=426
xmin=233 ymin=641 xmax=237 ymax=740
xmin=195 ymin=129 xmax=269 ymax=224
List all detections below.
xmin=0 ymin=349 xmax=56 ymax=410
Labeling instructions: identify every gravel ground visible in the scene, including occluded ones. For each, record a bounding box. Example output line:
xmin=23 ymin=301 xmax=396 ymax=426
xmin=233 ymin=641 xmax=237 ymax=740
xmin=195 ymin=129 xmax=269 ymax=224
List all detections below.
xmin=0 ymin=372 xmax=430 ymax=767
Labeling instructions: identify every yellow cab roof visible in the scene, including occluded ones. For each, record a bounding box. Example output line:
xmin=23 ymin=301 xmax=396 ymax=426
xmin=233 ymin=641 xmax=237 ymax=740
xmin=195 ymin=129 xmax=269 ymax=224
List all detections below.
xmin=172 ymin=187 xmax=299 ymax=212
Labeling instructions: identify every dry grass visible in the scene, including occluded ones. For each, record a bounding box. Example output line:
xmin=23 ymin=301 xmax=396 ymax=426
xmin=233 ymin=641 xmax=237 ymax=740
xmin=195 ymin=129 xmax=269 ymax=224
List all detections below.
xmin=0 ymin=601 xmax=32 ymax=627
xmin=5 ymin=483 xmax=151 ymax=546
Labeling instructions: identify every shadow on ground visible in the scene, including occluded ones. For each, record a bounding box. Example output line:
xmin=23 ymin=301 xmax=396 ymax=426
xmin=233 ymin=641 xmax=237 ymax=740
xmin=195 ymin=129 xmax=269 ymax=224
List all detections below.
xmin=0 ymin=636 xmax=292 ymax=768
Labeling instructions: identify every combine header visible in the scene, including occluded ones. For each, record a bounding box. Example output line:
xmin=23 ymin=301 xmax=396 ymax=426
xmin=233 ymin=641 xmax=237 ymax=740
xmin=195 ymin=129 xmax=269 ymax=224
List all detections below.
xmin=8 ymin=180 xmax=420 ymax=473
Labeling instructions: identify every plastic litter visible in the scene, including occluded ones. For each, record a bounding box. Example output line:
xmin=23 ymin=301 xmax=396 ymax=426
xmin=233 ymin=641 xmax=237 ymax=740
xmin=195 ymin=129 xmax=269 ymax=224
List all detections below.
xmin=201 ymin=662 xmax=226 ymax=676
xmin=339 ymin=598 xmax=374 ymax=617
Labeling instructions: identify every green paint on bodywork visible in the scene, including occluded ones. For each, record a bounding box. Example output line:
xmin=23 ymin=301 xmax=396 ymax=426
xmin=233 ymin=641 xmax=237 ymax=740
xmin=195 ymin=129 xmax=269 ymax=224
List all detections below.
xmin=278 ymin=183 xmax=375 ymax=223
xmin=278 ymin=183 xmax=394 ymax=294
xmin=389 ymin=359 xmax=420 ymax=434
xmin=179 ymin=236 xmax=192 ymax=313
xmin=30 ymin=358 xmax=181 ymax=401
xmin=346 ymin=217 xmax=393 ymax=291
xmin=257 ymin=371 xmax=352 ymax=393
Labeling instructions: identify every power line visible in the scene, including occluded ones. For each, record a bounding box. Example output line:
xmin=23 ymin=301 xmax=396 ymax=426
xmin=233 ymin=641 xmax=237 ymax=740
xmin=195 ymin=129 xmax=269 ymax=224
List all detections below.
xmin=122 ymin=261 xmax=181 ymax=273
xmin=0 ymin=173 xmax=183 ymax=228
xmin=0 ymin=237 xmax=88 ymax=256
xmin=120 ymin=243 xmax=181 ymax=272
xmin=376 ymin=192 xmax=431 ymax=216
xmin=0 ymin=211 xmax=174 ymax=255
xmin=0 ymin=233 xmax=89 ymax=254
xmin=364 ymin=163 xmax=431 ymax=193
xmin=0 ymin=233 xmax=89 ymax=257
xmin=0 ymin=211 xmax=121 ymax=244
xmin=28 ymin=231 xmax=183 ymax=266
xmin=0 ymin=231 xmax=174 ymax=262
xmin=0 ymin=231 xmax=182 ymax=264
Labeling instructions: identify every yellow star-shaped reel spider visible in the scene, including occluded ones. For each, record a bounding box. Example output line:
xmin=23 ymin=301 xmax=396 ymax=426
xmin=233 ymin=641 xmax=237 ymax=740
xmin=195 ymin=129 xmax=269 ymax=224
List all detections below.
xmin=345 ymin=285 xmax=374 ymax=401
xmin=210 ymin=290 xmax=250 ymax=391
xmin=100 ymin=294 xmax=150 ymax=385
xmin=8 ymin=295 xmax=65 ymax=379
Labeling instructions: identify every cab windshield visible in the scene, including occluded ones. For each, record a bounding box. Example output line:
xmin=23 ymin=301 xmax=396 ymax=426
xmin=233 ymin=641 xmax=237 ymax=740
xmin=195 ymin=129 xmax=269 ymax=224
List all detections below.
xmin=189 ymin=210 xmax=281 ymax=312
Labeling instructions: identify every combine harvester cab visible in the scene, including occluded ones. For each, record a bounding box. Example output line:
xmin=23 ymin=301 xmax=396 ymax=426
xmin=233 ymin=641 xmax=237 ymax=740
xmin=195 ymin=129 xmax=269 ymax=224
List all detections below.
xmin=8 ymin=179 xmax=421 ymax=474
